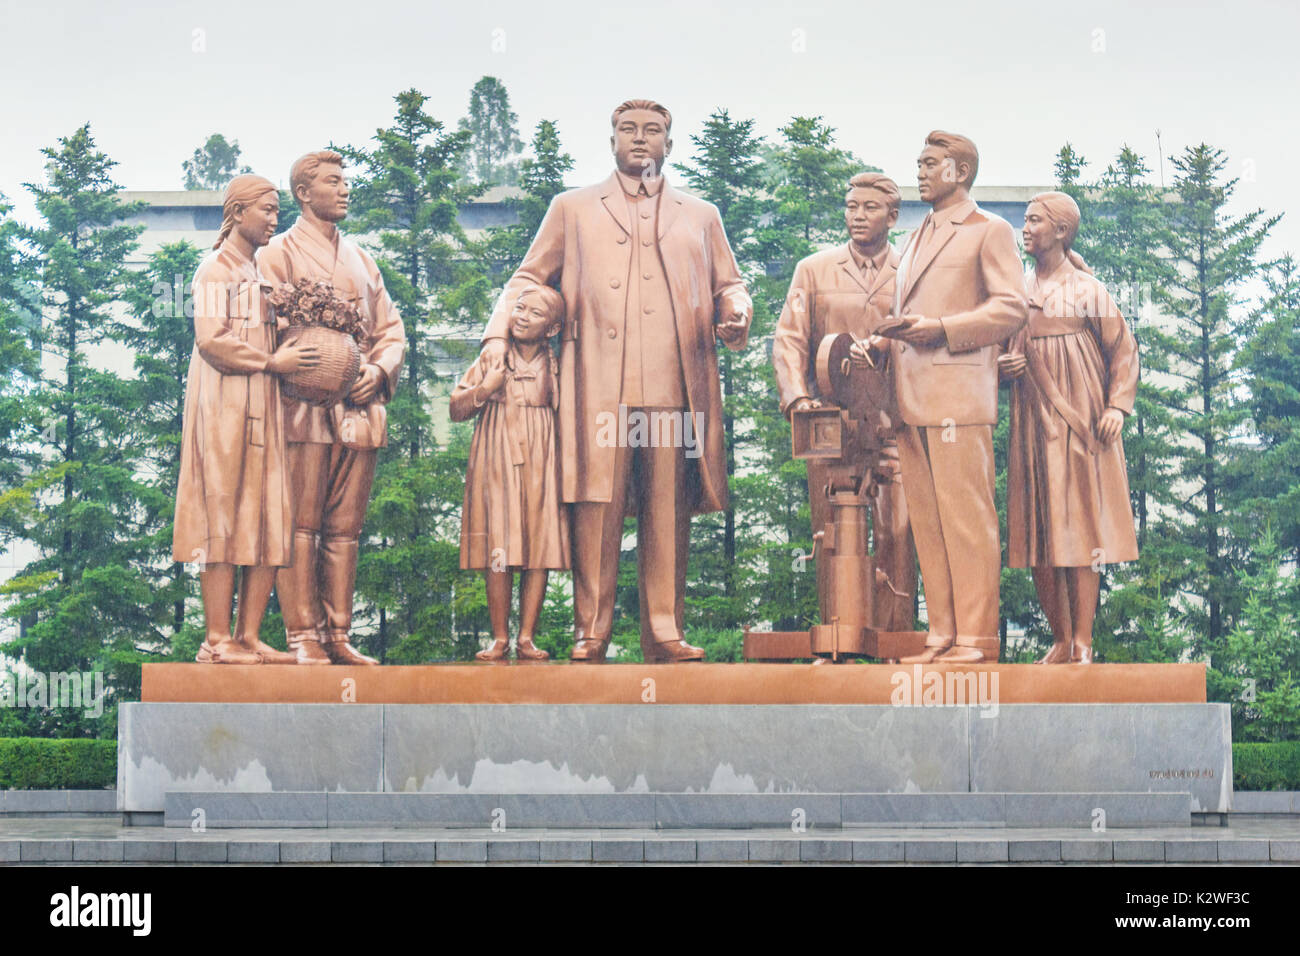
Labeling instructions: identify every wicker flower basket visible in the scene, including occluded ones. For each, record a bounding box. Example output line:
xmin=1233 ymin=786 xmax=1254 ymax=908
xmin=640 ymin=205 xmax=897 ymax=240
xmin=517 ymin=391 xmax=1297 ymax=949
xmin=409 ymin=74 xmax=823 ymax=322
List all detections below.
xmin=267 ymin=279 xmax=366 ymax=407
xmin=278 ymin=324 xmax=362 ymax=407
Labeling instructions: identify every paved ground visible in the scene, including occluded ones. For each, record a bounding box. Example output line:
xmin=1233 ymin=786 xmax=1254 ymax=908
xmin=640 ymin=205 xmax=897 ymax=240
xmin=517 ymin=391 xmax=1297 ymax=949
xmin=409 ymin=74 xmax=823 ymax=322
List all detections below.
xmin=1 ymin=817 xmax=1298 ymax=864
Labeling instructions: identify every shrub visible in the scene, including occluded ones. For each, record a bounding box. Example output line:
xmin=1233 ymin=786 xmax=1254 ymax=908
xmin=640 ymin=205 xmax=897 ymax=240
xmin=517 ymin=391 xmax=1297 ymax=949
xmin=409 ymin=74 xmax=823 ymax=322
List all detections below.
xmin=0 ymin=737 xmax=116 ymax=790
xmin=1233 ymin=741 xmax=1300 ymax=791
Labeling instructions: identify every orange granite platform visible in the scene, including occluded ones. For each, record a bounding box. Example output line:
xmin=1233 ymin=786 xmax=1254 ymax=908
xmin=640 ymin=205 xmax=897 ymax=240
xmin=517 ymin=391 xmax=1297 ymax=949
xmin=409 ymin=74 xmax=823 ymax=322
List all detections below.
xmin=141 ymin=661 xmax=1206 ymax=705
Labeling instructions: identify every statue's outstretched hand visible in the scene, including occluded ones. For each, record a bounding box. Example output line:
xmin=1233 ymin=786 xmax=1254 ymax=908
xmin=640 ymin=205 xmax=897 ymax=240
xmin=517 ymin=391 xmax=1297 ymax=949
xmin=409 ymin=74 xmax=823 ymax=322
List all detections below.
xmin=895 ymin=316 xmax=946 ymax=347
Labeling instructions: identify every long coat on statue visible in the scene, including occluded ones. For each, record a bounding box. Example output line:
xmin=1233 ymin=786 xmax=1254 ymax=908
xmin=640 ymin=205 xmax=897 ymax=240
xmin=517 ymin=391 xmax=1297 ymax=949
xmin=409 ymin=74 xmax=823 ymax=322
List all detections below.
xmin=481 ymin=171 xmax=752 ymax=516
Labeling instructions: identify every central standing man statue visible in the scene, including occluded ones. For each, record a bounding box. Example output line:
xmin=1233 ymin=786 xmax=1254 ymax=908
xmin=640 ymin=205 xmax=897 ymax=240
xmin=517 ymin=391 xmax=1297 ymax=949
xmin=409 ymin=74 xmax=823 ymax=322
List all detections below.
xmin=868 ymin=131 xmax=1027 ymax=664
xmin=259 ymin=150 xmax=407 ymax=665
xmin=481 ymin=99 xmax=752 ymax=663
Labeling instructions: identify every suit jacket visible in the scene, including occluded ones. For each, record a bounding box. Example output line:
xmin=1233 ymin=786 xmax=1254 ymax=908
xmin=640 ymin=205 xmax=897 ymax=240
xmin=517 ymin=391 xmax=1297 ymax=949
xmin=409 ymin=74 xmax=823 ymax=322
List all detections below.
xmin=773 ymin=242 xmax=900 ymax=416
xmin=890 ymin=198 xmax=1027 ymax=427
xmin=482 ymin=171 xmax=752 ymax=514
xmin=257 ymin=218 xmax=406 ymax=448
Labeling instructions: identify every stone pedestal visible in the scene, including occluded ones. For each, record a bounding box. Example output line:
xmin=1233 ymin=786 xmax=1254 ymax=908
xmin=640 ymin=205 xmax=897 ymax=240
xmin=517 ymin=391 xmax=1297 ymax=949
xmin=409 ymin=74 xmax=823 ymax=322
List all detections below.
xmin=118 ymin=701 xmax=1232 ymax=813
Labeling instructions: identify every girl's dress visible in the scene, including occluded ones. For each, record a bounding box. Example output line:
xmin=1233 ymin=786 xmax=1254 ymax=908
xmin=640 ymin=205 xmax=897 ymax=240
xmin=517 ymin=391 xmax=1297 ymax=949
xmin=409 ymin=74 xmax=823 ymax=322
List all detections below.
xmin=1006 ymin=258 xmax=1140 ymax=569
xmin=451 ymin=345 xmax=570 ymax=570
xmin=172 ymin=241 xmax=292 ymax=567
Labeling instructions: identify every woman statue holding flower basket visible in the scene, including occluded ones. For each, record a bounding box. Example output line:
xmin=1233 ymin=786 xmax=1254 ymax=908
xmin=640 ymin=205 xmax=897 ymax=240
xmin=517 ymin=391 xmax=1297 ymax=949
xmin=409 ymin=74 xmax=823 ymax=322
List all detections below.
xmin=257 ymin=150 xmax=406 ymax=665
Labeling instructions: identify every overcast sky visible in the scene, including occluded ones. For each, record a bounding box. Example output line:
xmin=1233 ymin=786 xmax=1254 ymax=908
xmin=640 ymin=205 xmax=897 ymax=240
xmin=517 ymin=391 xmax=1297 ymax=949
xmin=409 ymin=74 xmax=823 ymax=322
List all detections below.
xmin=2 ymin=0 xmax=1298 ymax=254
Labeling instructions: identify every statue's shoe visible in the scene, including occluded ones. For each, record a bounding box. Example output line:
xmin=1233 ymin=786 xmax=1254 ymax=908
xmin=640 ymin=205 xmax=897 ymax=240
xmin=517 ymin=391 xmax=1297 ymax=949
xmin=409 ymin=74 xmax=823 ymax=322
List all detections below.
xmin=515 ymin=636 xmax=550 ymax=662
xmin=288 ymin=637 xmax=333 ymax=665
xmin=323 ymin=639 xmax=378 ymax=666
xmin=1037 ymin=642 xmax=1073 ymax=665
xmin=570 ymin=639 xmax=608 ymax=663
xmin=900 ymin=638 xmax=954 ymax=665
xmin=195 ymin=639 xmax=262 ymax=665
xmin=644 ymin=639 xmax=706 ymax=663
xmin=935 ymin=644 xmax=985 ymax=664
xmin=475 ymin=638 xmax=510 ymax=663
xmin=238 ymin=637 xmax=298 ymax=664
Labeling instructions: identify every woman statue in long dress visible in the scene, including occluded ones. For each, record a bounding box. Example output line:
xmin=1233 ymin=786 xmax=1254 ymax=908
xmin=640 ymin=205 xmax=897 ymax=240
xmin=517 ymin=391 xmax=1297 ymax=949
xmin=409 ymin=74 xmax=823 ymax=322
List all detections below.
xmin=999 ymin=191 xmax=1139 ymax=664
xmin=172 ymin=175 xmax=319 ymax=663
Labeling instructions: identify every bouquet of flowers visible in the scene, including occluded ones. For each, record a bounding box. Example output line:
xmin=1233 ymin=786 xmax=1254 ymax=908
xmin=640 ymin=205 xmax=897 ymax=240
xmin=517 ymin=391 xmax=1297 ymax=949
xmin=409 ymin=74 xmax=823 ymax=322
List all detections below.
xmin=267 ymin=279 xmax=364 ymax=407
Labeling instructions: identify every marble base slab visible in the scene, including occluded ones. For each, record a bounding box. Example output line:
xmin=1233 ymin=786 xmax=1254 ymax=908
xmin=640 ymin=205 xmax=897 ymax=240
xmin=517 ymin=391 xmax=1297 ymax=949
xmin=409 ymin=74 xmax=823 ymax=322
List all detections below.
xmin=119 ymin=702 xmax=1231 ymax=813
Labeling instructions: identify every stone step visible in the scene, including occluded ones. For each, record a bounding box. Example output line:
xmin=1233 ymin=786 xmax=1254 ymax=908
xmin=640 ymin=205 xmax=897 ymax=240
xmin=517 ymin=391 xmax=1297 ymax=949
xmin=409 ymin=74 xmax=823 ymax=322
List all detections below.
xmin=0 ymin=790 xmax=117 ymax=814
xmin=5 ymin=831 xmax=1295 ymax=865
xmin=1232 ymin=791 xmax=1299 ymax=813
xmin=161 ymin=790 xmax=1193 ymax=830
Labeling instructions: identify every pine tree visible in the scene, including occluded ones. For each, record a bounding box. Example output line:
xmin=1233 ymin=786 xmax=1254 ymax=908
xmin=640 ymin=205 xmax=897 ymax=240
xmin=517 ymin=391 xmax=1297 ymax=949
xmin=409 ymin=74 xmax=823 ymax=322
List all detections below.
xmin=1207 ymin=525 xmax=1300 ymax=742
xmin=117 ymin=241 xmax=206 ymax=650
xmin=677 ymin=110 xmax=769 ymax=623
xmin=517 ymin=120 xmax=573 ymax=236
xmin=0 ymin=193 xmax=41 ymax=526
xmin=181 ymin=133 xmax=252 ymax=190
xmin=1083 ymin=146 xmax=1181 ymax=550
xmin=335 ymin=89 xmax=491 ymax=662
xmin=1152 ymin=144 xmax=1280 ymax=652
xmin=0 ymin=192 xmax=44 ymax=682
xmin=762 ymin=117 xmax=870 ymax=256
xmin=1237 ymin=255 xmax=1300 ymax=552
xmin=484 ymin=118 xmax=574 ymax=275
xmin=456 ymin=76 xmax=524 ymax=186
xmin=6 ymin=125 xmax=158 ymax=734
xmin=274 ymin=189 xmax=299 ymax=235
xmin=1052 ymin=143 xmax=1087 ymax=199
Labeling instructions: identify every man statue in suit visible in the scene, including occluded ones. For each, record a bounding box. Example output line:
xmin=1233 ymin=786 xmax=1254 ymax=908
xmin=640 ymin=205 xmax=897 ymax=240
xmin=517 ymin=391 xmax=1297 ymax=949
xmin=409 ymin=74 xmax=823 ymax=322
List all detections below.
xmin=259 ymin=150 xmax=407 ymax=665
xmin=773 ymin=172 xmax=917 ymax=635
xmin=480 ymin=99 xmax=752 ymax=663
xmin=863 ymin=132 xmax=1027 ymax=663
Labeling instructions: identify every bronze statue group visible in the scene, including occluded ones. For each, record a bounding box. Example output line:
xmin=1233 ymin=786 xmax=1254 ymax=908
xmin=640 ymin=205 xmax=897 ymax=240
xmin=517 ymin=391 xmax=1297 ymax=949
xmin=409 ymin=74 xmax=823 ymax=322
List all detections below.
xmin=175 ymin=101 xmax=1138 ymax=668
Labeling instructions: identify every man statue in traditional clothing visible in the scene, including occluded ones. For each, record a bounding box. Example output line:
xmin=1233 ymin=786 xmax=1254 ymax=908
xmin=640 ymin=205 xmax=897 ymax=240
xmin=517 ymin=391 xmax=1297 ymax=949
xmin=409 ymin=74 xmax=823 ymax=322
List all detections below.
xmin=259 ymin=150 xmax=407 ymax=665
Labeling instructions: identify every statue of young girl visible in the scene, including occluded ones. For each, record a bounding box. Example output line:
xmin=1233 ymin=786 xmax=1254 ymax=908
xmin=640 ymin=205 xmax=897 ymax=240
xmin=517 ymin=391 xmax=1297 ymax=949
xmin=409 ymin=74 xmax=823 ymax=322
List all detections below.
xmin=451 ymin=285 xmax=570 ymax=662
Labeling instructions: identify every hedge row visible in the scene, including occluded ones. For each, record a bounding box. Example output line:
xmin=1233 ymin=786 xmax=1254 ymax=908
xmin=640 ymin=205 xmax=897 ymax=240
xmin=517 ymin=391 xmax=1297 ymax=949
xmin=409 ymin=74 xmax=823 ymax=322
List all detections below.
xmin=1233 ymin=741 xmax=1300 ymax=791
xmin=0 ymin=738 xmax=115 ymax=790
